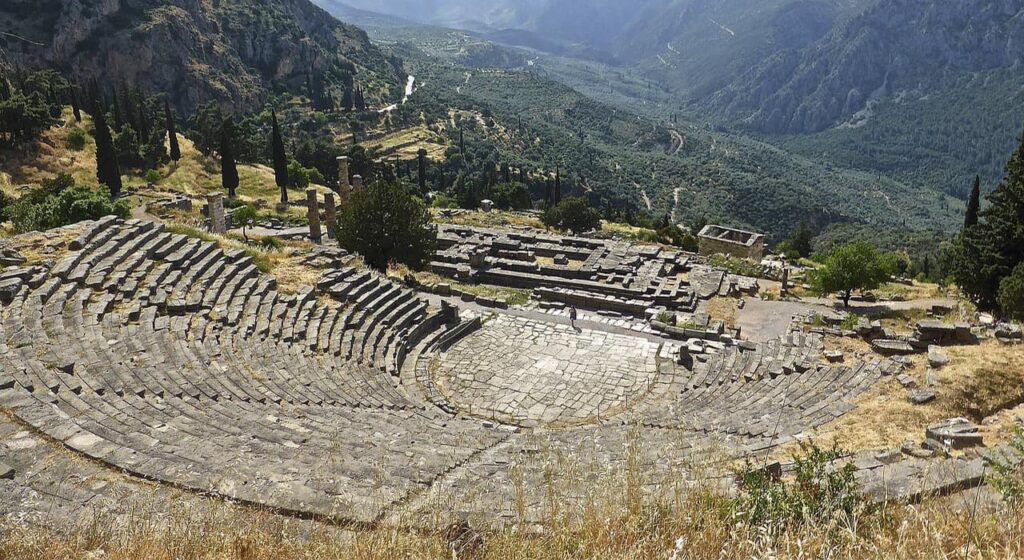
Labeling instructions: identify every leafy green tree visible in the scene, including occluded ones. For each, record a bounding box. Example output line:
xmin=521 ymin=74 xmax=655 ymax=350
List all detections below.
xmin=233 ymin=204 xmax=259 ymax=241
xmin=287 ymin=160 xmax=311 ymax=190
xmin=271 ymin=110 xmax=290 ymax=203
xmin=165 ymin=99 xmax=180 ymax=165
xmin=220 ymin=117 xmax=239 ymax=198
xmin=542 ymin=197 xmax=602 ymax=235
xmin=492 ymin=182 xmax=532 ymax=211
xmin=788 ymin=222 xmax=814 ymax=258
xmin=999 ymin=263 xmax=1024 ymax=322
xmin=952 ymin=133 xmax=1024 ymax=311
xmin=336 ymin=181 xmax=436 ymax=271
xmin=810 ymin=242 xmax=896 ymax=307
xmin=93 ymin=107 xmax=123 ymax=198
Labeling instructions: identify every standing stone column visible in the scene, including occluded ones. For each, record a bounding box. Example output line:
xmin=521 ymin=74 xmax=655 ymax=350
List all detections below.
xmin=323 ymin=192 xmax=337 ymax=240
xmin=781 ymin=266 xmax=790 ymax=296
xmin=207 ymin=193 xmax=226 ymax=235
xmin=306 ymin=189 xmax=322 ymax=244
xmin=352 ymin=175 xmax=364 ymax=190
xmin=337 ymin=156 xmax=350 ymax=190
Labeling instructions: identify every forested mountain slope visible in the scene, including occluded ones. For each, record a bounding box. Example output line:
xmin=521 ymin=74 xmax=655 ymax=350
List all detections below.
xmin=0 ymin=0 xmax=403 ymax=113
xmin=709 ymin=0 xmax=1024 ymax=134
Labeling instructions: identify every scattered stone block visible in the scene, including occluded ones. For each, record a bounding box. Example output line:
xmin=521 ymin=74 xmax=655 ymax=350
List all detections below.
xmin=871 ymin=339 xmax=917 ymax=355
xmin=824 ymin=350 xmax=844 ymax=363
xmin=927 ymin=346 xmax=950 ymax=368
xmin=0 ymin=463 xmax=13 ymax=480
xmin=907 ymin=389 xmax=936 ymax=405
xmin=926 ymin=418 xmax=984 ymax=450
xmin=896 ymin=374 xmax=917 ymax=388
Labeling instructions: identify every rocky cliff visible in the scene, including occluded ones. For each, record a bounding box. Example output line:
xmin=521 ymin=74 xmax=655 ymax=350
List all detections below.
xmin=0 ymin=0 xmax=402 ymax=114
xmin=709 ymin=0 xmax=1024 ymax=133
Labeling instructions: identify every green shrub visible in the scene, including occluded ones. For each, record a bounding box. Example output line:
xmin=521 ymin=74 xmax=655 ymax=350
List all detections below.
xmin=709 ymin=254 xmax=762 ymax=277
xmin=735 ymin=442 xmax=860 ymax=531
xmin=991 ymin=429 xmax=1024 ymax=507
xmin=144 ymin=169 xmax=162 ymax=184
xmin=257 ymin=236 xmax=284 ymax=251
xmin=840 ymin=313 xmax=860 ymax=331
xmin=65 ymin=127 xmax=87 ymax=150
xmin=431 ymin=193 xmax=459 ymax=209
xmin=7 ymin=174 xmax=130 ymax=233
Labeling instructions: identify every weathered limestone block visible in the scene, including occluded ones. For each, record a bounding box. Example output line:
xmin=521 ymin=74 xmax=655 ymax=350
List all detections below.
xmin=206 ymin=193 xmax=226 ymax=234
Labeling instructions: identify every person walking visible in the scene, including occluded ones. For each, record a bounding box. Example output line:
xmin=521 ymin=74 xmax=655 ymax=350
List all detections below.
xmin=569 ymin=305 xmax=578 ymax=331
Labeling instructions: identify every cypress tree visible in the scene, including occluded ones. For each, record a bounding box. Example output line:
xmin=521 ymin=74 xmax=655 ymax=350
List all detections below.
xmin=271 ymin=110 xmax=289 ymax=204
xmin=220 ymin=117 xmax=239 ymax=199
xmin=111 ymin=90 xmax=123 ymax=133
xmin=70 ymin=85 xmax=81 ymax=122
xmin=554 ymin=168 xmax=562 ymax=204
xmin=93 ymin=107 xmax=122 ymax=198
xmin=165 ymin=99 xmax=181 ymax=165
xmin=354 ymin=86 xmax=366 ymax=111
xmin=341 ymin=87 xmax=354 ymax=112
xmin=964 ymin=175 xmax=981 ymax=229
xmin=417 ymin=148 xmax=428 ymax=193
xmin=459 ymin=128 xmax=465 ymax=154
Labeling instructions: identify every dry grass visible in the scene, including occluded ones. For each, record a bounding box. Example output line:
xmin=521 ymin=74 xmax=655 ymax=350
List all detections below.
xmin=361 ymin=125 xmax=447 ymax=160
xmin=706 ymin=297 xmax=738 ymax=329
xmin=2 ymin=478 xmax=1023 ymax=559
xmin=2 ymin=225 xmax=81 ymax=264
xmin=434 ymin=209 xmax=544 ymax=230
xmin=796 ymin=339 xmax=1024 ymax=455
xmin=270 ymin=246 xmax=325 ymax=295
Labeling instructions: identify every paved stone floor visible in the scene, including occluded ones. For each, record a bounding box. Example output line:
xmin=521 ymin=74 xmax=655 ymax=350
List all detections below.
xmin=433 ymin=316 xmax=661 ymax=426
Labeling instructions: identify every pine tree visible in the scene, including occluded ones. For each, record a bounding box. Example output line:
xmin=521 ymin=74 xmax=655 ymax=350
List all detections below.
xmin=459 ymin=127 xmax=465 ymax=154
xmin=93 ymin=107 xmax=122 ymax=198
xmin=271 ymin=110 xmax=289 ymax=204
xmin=220 ymin=117 xmax=239 ymax=199
xmin=964 ymin=175 xmax=981 ymax=229
xmin=953 ymin=132 xmax=1024 ymax=311
xmin=416 ymin=148 xmax=428 ymax=193
xmin=165 ymin=99 xmax=180 ymax=165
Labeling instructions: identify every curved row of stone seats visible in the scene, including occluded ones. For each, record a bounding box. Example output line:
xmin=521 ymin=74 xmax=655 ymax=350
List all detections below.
xmin=641 ymin=333 xmax=888 ymax=448
xmin=0 ymin=219 xmax=512 ymax=522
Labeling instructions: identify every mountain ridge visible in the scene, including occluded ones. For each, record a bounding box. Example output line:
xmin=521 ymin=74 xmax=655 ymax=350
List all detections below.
xmin=0 ymin=0 xmax=403 ymax=113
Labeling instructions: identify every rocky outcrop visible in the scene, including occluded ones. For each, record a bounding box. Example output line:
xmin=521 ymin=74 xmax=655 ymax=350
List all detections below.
xmin=0 ymin=0 xmax=401 ymax=114
xmin=709 ymin=0 xmax=1024 ymax=133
